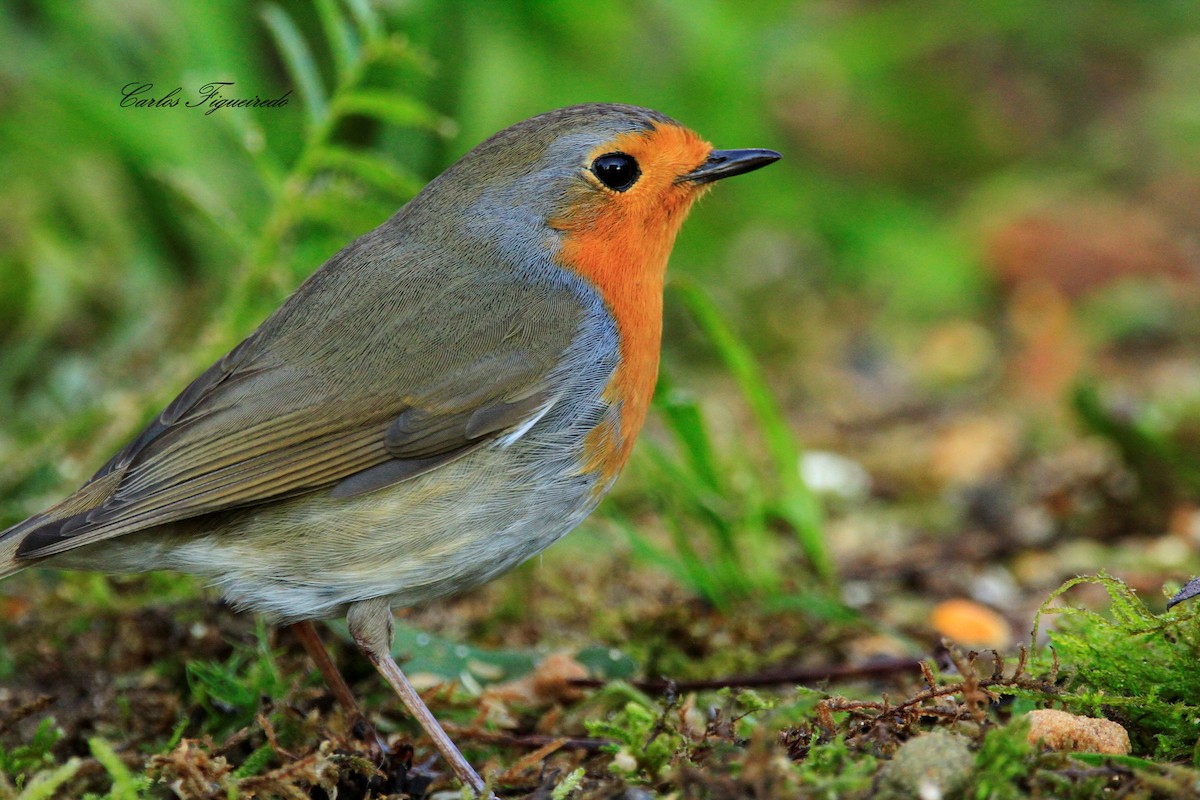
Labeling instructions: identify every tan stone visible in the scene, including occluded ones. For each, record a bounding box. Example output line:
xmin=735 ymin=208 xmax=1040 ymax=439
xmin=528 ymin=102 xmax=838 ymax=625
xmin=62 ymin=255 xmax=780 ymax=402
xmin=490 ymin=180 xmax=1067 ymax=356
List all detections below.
xmin=1024 ymin=709 xmax=1131 ymax=754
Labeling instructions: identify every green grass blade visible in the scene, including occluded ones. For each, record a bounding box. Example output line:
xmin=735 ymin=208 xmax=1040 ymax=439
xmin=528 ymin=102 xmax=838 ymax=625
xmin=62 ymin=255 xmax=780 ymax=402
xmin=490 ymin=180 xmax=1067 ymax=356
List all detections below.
xmin=614 ymin=512 xmax=725 ymax=605
xmin=314 ymin=0 xmax=358 ymax=80
xmin=331 ymin=90 xmax=453 ymax=134
xmin=642 ymin=444 xmax=736 ymax=545
xmin=308 ymin=145 xmax=424 ymax=198
xmin=88 ymin=738 xmax=149 ymax=799
xmin=231 ymin=743 xmax=277 ymax=779
xmin=670 ymin=279 xmax=832 ymax=582
xmin=655 ymin=372 xmax=723 ymax=494
xmin=342 ymin=0 xmax=383 ymax=43
xmin=13 ymin=759 xmax=82 ymax=800
xmin=260 ymin=4 xmax=328 ymax=127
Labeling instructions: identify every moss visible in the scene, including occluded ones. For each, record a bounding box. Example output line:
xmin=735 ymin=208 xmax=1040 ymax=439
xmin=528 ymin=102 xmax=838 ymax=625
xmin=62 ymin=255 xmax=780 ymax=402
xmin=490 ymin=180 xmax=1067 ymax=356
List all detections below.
xmin=973 ymin=720 xmax=1034 ymax=800
xmin=792 ymin=735 xmax=878 ymax=799
xmin=1031 ymin=573 xmax=1200 ymax=760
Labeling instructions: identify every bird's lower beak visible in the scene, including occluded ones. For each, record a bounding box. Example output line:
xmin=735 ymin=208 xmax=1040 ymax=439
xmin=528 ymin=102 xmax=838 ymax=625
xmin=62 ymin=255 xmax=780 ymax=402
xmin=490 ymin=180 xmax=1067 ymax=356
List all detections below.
xmin=678 ymin=148 xmax=782 ymax=185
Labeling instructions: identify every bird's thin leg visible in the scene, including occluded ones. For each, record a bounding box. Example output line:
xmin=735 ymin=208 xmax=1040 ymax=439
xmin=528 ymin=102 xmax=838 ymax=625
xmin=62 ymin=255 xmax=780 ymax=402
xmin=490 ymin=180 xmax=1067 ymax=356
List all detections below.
xmin=347 ymin=598 xmax=493 ymax=799
xmin=286 ymin=620 xmax=388 ymax=754
xmin=287 ymin=620 xmax=365 ymax=717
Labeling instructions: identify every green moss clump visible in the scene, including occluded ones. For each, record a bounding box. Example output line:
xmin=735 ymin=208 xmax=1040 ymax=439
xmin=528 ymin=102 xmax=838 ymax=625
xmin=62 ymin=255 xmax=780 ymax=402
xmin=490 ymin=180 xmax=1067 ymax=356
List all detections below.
xmin=1031 ymin=573 xmax=1200 ymax=761
xmin=791 ymin=735 xmax=877 ymax=799
xmin=973 ymin=720 xmax=1035 ymax=800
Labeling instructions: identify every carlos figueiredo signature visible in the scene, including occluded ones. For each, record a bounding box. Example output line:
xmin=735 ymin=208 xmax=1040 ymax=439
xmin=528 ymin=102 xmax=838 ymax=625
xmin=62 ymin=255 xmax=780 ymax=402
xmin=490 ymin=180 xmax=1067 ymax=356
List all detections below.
xmin=120 ymin=82 xmax=291 ymax=115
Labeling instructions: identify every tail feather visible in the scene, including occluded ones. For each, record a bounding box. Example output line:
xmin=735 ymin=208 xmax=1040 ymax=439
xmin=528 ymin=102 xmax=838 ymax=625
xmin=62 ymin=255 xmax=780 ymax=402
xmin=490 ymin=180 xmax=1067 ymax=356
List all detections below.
xmin=0 ymin=470 xmax=124 ymax=579
xmin=0 ymin=518 xmax=36 ymax=579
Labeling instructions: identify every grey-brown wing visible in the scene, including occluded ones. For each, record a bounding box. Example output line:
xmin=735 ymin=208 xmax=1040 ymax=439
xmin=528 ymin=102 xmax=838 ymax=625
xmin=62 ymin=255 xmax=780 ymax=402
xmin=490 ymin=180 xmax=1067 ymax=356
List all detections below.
xmin=13 ymin=241 xmax=584 ymax=560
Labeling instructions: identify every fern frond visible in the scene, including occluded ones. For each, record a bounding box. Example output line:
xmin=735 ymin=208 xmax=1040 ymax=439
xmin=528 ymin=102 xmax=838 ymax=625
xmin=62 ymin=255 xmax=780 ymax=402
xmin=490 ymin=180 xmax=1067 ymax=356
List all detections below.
xmin=260 ymin=5 xmax=328 ymax=126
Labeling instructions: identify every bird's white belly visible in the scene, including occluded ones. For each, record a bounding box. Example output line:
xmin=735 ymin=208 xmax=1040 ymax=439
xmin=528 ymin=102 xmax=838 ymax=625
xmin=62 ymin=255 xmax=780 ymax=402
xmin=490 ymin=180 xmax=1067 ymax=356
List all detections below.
xmin=55 ymin=427 xmax=611 ymax=623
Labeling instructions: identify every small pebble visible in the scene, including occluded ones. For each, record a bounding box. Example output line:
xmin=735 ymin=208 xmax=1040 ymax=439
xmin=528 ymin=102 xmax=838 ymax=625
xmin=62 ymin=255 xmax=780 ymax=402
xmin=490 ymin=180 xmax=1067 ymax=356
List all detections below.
xmin=1024 ymin=709 xmax=1130 ymax=754
xmin=800 ymin=450 xmax=872 ymax=501
xmin=930 ymin=598 xmax=1012 ymax=648
xmin=877 ymin=730 xmax=974 ymax=800
xmin=619 ymin=790 xmax=654 ymax=800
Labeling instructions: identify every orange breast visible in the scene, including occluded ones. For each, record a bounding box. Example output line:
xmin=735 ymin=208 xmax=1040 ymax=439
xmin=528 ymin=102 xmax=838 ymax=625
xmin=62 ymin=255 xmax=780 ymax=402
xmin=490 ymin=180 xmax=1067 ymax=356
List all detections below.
xmin=552 ymin=122 xmax=711 ymax=485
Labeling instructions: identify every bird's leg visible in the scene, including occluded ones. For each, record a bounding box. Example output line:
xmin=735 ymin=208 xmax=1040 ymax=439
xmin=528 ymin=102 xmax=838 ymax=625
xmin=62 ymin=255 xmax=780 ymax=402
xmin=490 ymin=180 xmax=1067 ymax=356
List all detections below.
xmin=347 ymin=598 xmax=493 ymax=799
xmin=286 ymin=620 xmax=389 ymax=755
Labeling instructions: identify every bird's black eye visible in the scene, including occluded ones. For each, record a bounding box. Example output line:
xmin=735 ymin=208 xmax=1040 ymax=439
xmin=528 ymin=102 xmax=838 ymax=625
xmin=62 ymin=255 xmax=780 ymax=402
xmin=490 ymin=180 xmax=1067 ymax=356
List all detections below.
xmin=591 ymin=152 xmax=640 ymax=192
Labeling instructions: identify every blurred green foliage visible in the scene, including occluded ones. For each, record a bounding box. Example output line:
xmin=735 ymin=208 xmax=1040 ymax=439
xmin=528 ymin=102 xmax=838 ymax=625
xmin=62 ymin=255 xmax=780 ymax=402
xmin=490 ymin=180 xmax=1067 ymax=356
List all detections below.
xmin=0 ymin=718 xmax=61 ymax=789
xmin=2 ymin=0 xmax=1198 ymax=525
xmin=628 ymin=280 xmax=835 ymax=604
xmin=1074 ymin=380 xmax=1200 ymax=511
xmin=186 ymin=621 xmax=289 ymax=736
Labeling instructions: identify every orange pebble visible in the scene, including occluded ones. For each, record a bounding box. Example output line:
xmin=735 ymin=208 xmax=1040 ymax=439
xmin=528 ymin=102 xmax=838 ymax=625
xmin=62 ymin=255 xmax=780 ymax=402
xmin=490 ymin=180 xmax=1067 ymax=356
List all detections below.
xmin=929 ymin=598 xmax=1012 ymax=648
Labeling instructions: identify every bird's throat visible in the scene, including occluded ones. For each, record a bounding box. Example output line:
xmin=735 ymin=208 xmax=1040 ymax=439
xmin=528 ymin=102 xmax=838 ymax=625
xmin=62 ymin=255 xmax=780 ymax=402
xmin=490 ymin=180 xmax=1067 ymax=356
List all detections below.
xmin=556 ymin=204 xmax=692 ymax=483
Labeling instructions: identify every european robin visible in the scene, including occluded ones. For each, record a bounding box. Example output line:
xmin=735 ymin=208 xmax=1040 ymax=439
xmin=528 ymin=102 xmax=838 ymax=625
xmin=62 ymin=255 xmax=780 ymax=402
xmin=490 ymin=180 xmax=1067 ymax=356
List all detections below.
xmin=0 ymin=103 xmax=779 ymax=795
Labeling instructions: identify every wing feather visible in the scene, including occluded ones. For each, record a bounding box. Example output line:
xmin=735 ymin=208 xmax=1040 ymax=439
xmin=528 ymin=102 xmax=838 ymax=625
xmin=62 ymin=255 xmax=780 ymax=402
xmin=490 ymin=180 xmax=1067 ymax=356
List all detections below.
xmin=13 ymin=234 xmax=585 ymax=561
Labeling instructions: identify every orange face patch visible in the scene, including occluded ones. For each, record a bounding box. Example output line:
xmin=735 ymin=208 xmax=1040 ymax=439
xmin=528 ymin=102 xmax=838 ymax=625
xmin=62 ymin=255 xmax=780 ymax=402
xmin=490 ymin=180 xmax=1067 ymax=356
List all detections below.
xmin=552 ymin=122 xmax=713 ymax=484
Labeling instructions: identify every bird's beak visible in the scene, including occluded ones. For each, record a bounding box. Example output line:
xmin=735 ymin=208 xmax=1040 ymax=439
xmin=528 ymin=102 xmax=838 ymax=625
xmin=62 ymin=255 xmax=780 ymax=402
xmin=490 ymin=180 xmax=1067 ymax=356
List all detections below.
xmin=678 ymin=148 xmax=782 ymax=185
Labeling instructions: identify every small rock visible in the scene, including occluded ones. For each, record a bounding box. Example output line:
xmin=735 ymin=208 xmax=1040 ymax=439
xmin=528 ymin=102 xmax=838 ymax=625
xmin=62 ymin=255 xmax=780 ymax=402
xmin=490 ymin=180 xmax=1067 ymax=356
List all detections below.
xmin=929 ymin=415 xmax=1019 ymax=489
xmin=616 ymin=789 xmax=654 ymax=800
xmin=878 ymin=730 xmax=974 ymax=800
xmin=930 ymin=598 xmax=1012 ymax=649
xmin=1024 ymin=709 xmax=1130 ymax=754
xmin=800 ymin=450 xmax=872 ymax=501
xmin=483 ymin=651 xmax=589 ymax=706
xmin=915 ymin=319 xmax=997 ymax=385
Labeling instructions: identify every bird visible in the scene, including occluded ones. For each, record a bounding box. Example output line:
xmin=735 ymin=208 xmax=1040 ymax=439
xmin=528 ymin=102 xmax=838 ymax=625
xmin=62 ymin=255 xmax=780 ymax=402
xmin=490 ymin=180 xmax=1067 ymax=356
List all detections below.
xmin=0 ymin=103 xmax=780 ymax=796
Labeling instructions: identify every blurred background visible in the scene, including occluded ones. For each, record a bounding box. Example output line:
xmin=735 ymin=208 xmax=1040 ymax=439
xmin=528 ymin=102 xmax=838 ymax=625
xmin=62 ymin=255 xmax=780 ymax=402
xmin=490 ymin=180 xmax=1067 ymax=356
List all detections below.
xmin=2 ymin=0 xmax=1200 ymax=794
xmin=3 ymin=0 xmax=1200 ymax=612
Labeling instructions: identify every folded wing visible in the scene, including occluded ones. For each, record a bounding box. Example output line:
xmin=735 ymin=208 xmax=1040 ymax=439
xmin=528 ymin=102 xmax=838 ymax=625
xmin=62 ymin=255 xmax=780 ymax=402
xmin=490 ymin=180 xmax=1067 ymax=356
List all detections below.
xmin=12 ymin=239 xmax=584 ymax=560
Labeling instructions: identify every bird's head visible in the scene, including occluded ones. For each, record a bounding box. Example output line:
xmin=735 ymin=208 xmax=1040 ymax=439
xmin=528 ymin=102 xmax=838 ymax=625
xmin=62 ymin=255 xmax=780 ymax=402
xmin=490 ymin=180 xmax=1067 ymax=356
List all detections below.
xmin=407 ymin=103 xmax=780 ymax=288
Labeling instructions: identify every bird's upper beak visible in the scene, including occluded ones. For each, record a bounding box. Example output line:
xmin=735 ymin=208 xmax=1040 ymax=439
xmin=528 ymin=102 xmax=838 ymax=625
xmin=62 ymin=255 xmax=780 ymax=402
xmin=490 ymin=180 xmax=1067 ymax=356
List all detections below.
xmin=678 ymin=148 xmax=782 ymax=185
